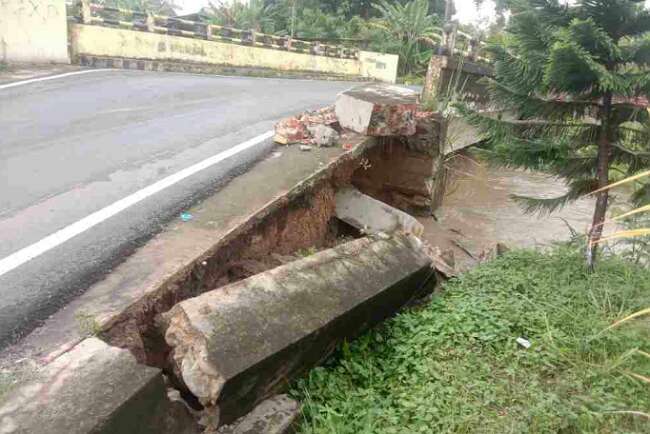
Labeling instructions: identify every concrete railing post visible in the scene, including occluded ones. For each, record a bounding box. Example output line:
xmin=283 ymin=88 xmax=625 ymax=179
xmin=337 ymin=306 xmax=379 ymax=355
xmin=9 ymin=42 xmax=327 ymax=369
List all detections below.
xmin=421 ymin=55 xmax=445 ymax=102
xmin=80 ymin=0 xmax=92 ymax=24
xmin=145 ymin=12 xmax=155 ymax=32
xmin=283 ymin=36 xmax=292 ymax=51
xmin=312 ymin=41 xmax=322 ymax=56
xmin=468 ymin=38 xmax=479 ymax=61
xmin=205 ymin=24 xmax=212 ymax=40
xmin=249 ymin=29 xmax=256 ymax=45
xmin=447 ymin=23 xmax=458 ymax=55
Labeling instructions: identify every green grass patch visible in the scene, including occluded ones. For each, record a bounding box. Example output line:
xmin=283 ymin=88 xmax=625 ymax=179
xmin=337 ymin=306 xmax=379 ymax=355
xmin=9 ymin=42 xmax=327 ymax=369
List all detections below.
xmin=292 ymin=247 xmax=650 ymax=433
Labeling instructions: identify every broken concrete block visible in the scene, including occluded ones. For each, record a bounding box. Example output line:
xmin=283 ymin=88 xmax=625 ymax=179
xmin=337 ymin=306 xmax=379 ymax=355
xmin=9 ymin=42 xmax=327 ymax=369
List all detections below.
xmin=300 ymin=105 xmax=338 ymax=126
xmin=164 ymin=234 xmax=431 ymax=426
xmin=335 ymin=187 xmax=424 ymax=237
xmin=274 ymin=106 xmax=339 ymax=146
xmin=273 ymin=116 xmax=310 ymax=145
xmin=335 ymin=84 xmax=418 ymax=136
xmin=213 ymin=395 xmax=300 ymax=434
xmin=0 ymin=338 xmax=198 ymax=434
xmin=307 ymin=124 xmax=339 ymax=147
xmin=406 ymin=111 xmax=445 ymax=155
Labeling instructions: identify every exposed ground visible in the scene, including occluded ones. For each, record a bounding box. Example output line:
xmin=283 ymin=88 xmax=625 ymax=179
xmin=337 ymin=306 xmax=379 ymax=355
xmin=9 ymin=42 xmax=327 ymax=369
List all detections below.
xmin=292 ymin=247 xmax=650 ymax=433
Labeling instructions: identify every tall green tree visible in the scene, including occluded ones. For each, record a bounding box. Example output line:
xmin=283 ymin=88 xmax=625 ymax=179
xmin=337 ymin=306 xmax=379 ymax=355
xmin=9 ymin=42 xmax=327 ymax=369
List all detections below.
xmin=461 ymin=0 xmax=650 ymax=268
xmin=208 ymin=0 xmax=275 ymax=32
xmin=100 ymin=0 xmax=178 ymax=14
xmin=373 ymin=0 xmax=442 ymax=74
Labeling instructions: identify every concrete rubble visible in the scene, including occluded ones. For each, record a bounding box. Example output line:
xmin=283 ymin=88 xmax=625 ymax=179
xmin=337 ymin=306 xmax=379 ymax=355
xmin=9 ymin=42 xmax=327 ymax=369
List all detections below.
xmin=0 ymin=338 xmax=198 ymax=434
xmin=307 ymin=123 xmax=339 ymax=147
xmin=273 ymin=106 xmax=339 ymax=146
xmin=211 ymin=395 xmax=300 ymax=434
xmin=274 ymin=84 xmax=421 ymax=147
xmin=0 ymin=81 xmax=466 ymax=433
xmin=163 ymin=234 xmax=432 ymax=427
xmin=335 ymin=187 xmax=424 ymax=237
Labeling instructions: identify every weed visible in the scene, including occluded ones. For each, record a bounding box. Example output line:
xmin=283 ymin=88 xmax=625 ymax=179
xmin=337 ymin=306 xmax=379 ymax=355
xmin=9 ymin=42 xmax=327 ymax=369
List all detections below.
xmin=0 ymin=371 xmax=15 ymax=400
xmin=0 ymin=362 xmax=38 ymax=402
xmin=292 ymin=246 xmax=650 ymax=433
xmin=296 ymin=247 xmax=319 ymax=258
xmin=74 ymin=311 xmax=102 ymax=337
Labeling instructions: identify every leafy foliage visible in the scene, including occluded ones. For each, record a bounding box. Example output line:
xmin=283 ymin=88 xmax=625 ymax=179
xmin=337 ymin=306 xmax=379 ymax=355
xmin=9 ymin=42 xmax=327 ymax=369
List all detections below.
xmin=98 ymin=0 xmax=178 ymax=14
xmin=460 ymin=0 xmax=650 ymax=265
xmin=207 ymin=0 xmax=276 ymax=33
xmin=371 ymin=0 xmax=442 ymax=75
xmin=292 ymin=247 xmax=650 ymax=433
xmin=200 ymin=0 xmax=457 ymax=75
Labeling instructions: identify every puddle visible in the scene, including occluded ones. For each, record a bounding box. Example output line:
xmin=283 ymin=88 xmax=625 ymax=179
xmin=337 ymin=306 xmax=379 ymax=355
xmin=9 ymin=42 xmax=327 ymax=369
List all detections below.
xmin=419 ymin=152 xmax=616 ymax=270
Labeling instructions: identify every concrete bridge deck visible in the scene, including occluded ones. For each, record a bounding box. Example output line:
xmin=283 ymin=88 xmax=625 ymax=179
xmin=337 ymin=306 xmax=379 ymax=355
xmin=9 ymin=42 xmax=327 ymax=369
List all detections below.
xmin=0 ymin=69 xmax=352 ymax=346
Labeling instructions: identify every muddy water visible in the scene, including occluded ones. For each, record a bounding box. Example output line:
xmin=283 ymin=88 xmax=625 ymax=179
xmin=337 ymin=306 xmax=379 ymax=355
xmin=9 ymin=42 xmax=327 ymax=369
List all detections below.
xmin=418 ymin=153 xmax=613 ymax=270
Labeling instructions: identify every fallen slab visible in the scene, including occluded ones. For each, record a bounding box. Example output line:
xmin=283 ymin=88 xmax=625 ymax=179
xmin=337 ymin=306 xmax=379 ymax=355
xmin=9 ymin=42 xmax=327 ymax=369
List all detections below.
xmin=163 ymin=234 xmax=432 ymax=426
xmin=335 ymin=187 xmax=424 ymax=237
xmin=212 ymin=395 xmax=300 ymax=434
xmin=0 ymin=338 xmax=198 ymax=434
xmin=335 ymin=84 xmax=418 ymax=136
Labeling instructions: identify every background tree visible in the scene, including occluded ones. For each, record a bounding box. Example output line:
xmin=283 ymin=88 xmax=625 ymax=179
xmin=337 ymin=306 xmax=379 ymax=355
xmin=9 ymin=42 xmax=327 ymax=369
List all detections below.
xmin=100 ymin=0 xmax=178 ymax=14
xmin=207 ymin=0 xmax=276 ymax=32
xmin=200 ymin=0 xmax=449 ymax=76
xmin=372 ymin=0 xmax=442 ymax=75
xmin=461 ymin=0 xmax=650 ymax=268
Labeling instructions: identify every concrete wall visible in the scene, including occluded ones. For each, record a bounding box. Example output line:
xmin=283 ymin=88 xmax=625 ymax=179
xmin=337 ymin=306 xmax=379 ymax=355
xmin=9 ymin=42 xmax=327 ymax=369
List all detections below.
xmin=69 ymin=24 xmax=398 ymax=82
xmin=359 ymin=51 xmax=399 ymax=84
xmin=422 ymin=55 xmax=493 ymax=106
xmin=0 ymin=0 xmax=69 ymax=63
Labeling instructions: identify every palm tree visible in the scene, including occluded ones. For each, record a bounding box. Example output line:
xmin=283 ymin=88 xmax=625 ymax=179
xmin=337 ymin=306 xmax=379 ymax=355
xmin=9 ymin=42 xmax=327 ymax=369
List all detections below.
xmin=207 ymin=0 xmax=275 ymax=33
xmin=372 ymin=0 xmax=442 ymax=75
xmin=99 ymin=0 xmax=178 ymax=15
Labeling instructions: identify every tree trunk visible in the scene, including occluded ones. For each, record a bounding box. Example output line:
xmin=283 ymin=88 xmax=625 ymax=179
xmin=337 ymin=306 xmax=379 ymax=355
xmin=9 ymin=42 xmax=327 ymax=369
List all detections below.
xmin=586 ymin=92 xmax=613 ymax=270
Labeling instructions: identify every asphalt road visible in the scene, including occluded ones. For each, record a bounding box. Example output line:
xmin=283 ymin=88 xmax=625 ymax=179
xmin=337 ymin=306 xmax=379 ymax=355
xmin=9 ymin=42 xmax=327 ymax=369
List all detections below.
xmin=0 ymin=70 xmax=352 ymax=347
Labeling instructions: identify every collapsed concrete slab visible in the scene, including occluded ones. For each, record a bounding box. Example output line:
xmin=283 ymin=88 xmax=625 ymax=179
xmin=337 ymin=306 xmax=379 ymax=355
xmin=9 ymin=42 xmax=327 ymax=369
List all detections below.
xmin=335 ymin=84 xmax=419 ymax=136
xmin=0 ymin=338 xmax=198 ymax=434
xmin=212 ymin=395 xmax=300 ymax=434
xmin=163 ymin=234 xmax=432 ymax=426
xmin=335 ymin=187 xmax=424 ymax=237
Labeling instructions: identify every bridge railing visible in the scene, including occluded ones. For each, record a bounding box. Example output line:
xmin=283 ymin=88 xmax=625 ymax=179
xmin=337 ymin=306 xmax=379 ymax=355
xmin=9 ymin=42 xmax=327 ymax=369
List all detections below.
xmin=440 ymin=25 xmax=490 ymax=64
xmin=70 ymin=0 xmax=360 ymax=60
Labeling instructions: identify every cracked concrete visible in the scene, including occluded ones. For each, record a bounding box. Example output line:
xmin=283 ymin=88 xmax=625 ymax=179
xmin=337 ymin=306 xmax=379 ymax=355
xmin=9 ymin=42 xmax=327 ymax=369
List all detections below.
xmin=163 ymin=234 xmax=432 ymax=426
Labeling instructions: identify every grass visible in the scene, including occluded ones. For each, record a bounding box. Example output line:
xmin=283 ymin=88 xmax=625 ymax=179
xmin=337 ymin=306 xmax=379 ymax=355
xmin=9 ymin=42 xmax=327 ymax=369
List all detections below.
xmin=74 ymin=311 xmax=102 ymax=337
xmin=291 ymin=246 xmax=650 ymax=433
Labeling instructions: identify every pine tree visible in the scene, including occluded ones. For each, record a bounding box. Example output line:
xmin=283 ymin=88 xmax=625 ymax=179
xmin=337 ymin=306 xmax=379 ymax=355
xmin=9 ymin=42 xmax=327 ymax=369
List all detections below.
xmin=461 ymin=0 xmax=650 ymax=268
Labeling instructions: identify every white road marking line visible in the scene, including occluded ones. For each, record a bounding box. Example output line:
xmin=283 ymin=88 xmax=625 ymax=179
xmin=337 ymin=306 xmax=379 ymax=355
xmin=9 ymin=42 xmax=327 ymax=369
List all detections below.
xmin=0 ymin=130 xmax=275 ymax=277
xmin=0 ymin=69 xmax=113 ymax=90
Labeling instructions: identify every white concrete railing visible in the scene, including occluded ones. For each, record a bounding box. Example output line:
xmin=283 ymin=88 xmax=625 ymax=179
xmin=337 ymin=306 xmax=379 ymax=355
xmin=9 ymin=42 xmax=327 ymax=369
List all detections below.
xmin=72 ymin=1 xmax=360 ymax=60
